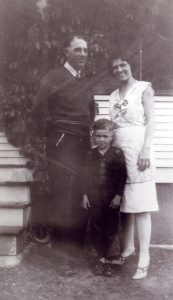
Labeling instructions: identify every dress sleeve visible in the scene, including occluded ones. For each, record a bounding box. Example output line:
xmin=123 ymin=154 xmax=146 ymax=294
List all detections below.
xmin=141 ymin=81 xmax=154 ymax=95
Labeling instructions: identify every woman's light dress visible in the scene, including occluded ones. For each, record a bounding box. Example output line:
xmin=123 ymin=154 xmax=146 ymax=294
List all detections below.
xmin=110 ymin=81 xmax=159 ymax=213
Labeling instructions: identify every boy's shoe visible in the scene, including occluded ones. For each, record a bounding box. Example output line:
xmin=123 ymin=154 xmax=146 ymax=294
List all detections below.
xmin=94 ymin=258 xmax=105 ymax=276
xmin=103 ymin=263 xmax=114 ymax=277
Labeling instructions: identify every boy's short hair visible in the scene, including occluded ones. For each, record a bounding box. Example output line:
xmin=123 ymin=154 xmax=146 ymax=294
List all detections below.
xmin=93 ymin=118 xmax=113 ymax=132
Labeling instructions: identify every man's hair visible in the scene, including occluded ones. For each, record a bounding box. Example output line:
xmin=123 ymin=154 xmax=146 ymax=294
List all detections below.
xmin=93 ymin=118 xmax=113 ymax=132
xmin=63 ymin=34 xmax=87 ymax=49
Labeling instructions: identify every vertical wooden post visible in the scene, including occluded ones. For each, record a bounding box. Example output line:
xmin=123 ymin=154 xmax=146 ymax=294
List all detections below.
xmin=139 ymin=35 xmax=143 ymax=81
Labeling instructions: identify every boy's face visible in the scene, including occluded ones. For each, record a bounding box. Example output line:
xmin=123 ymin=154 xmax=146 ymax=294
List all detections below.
xmin=93 ymin=129 xmax=112 ymax=150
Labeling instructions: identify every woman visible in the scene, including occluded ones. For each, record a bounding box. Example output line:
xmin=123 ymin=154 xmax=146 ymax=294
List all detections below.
xmin=109 ymin=54 xmax=159 ymax=279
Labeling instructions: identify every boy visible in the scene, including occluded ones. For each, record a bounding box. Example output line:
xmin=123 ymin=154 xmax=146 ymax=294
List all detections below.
xmin=82 ymin=118 xmax=127 ymax=276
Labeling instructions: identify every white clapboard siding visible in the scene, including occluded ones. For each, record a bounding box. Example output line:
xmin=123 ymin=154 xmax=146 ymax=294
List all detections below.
xmin=94 ymin=95 xmax=173 ymax=183
xmin=155 ymin=145 xmax=173 ymax=152
xmin=155 ymin=109 xmax=173 ymax=116
xmin=154 ymin=130 xmax=173 ymax=138
xmin=156 ymin=152 xmax=173 ymax=159
xmin=155 ymin=116 xmax=173 ymax=123
xmin=154 ymin=138 xmax=173 ymax=145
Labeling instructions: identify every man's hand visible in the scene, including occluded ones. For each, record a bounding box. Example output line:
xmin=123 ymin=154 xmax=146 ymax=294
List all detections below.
xmin=109 ymin=195 xmax=121 ymax=209
xmin=81 ymin=195 xmax=91 ymax=210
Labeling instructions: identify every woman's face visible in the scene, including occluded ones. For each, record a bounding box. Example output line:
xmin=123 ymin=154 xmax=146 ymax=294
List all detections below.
xmin=112 ymin=58 xmax=132 ymax=82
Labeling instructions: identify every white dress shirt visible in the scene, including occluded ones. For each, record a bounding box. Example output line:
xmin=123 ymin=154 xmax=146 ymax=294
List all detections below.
xmin=64 ymin=62 xmax=81 ymax=78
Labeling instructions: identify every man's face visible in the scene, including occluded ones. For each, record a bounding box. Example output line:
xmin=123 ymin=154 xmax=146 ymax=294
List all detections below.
xmin=66 ymin=37 xmax=88 ymax=70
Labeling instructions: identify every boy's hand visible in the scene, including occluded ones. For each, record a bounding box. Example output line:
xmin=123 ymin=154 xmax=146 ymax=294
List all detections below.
xmin=109 ymin=195 xmax=121 ymax=209
xmin=81 ymin=195 xmax=91 ymax=210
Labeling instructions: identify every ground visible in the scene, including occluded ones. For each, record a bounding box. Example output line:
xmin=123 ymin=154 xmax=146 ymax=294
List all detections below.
xmin=1 ymin=184 xmax=173 ymax=300
xmin=0 ymin=242 xmax=173 ymax=300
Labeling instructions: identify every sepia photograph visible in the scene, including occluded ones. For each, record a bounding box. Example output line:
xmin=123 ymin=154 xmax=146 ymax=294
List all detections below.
xmin=0 ymin=0 xmax=173 ymax=299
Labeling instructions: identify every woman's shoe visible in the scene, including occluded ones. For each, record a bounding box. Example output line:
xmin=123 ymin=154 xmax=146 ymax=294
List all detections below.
xmin=132 ymin=263 xmax=150 ymax=280
xmin=112 ymin=249 xmax=135 ymax=266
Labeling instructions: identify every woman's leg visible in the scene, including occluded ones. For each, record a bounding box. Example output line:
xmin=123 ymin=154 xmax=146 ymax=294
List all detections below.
xmin=136 ymin=212 xmax=151 ymax=267
xmin=121 ymin=213 xmax=135 ymax=256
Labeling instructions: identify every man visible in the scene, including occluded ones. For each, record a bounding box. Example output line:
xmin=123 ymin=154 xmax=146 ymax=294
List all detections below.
xmin=32 ymin=34 xmax=95 ymax=247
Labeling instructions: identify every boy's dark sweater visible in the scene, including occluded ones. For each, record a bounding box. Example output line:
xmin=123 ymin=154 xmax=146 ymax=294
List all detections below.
xmin=84 ymin=146 xmax=127 ymax=197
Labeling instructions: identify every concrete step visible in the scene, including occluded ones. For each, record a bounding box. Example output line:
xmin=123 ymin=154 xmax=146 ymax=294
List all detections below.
xmin=0 ymin=226 xmax=24 ymax=234
xmin=0 ymin=228 xmax=27 ymax=256
xmin=0 ymin=136 xmax=9 ymax=143
xmin=0 ymin=150 xmax=23 ymax=158
xmin=0 ymin=202 xmax=30 ymax=227
xmin=0 ymin=157 xmax=29 ymax=165
xmin=0 ymin=143 xmax=18 ymax=151
xmin=0 ymin=168 xmax=33 ymax=182
xmin=0 ymin=185 xmax=30 ymax=203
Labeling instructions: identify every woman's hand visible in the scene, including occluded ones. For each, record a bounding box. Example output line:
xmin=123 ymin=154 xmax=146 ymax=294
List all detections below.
xmin=81 ymin=195 xmax=91 ymax=210
xmin=137 ymin=147 xmax=150 ymax=172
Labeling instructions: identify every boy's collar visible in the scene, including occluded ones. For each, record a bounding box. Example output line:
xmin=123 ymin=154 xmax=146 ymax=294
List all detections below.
xmin=96 ymin=146 xmax=111 ymax=156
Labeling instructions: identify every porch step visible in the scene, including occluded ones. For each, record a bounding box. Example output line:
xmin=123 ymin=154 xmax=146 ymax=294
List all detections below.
xmin=0 ymin=202 xmax=30 ymax=227
xmin=0 ymin=185 xmax=30 ymax=203
xmin=0 ymin=228 xmax=27 ymax=256
xmin=0 ymin=167 xmax=33 ymax=183
xmin=0 ymin=132 xmax=32 ymax=267
xmin=0 ymin=226 xmax=23 ymax=235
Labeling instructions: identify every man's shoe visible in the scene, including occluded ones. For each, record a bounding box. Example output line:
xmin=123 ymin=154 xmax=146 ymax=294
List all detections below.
xmin=103 ymin=263 xmax=114 ymax=277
